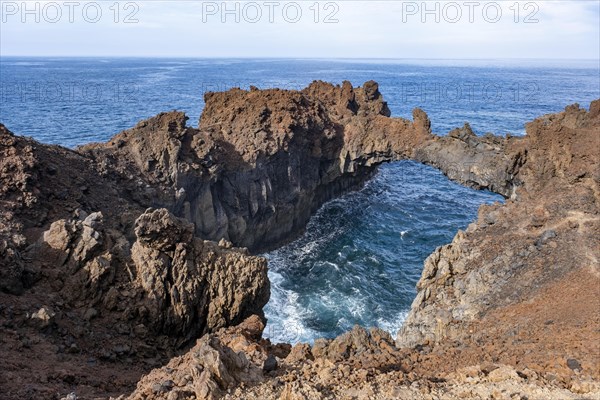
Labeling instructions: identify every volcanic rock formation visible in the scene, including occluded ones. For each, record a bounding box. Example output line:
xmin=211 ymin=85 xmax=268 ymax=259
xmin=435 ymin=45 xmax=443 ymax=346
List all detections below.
xmin=128 ymin=99 xmax=599 ymax=400
xmin=399 ymin=101 xmax=600 ymax=349
xmin=80 ymin=80 xmax=433 ymax=252
xmin=0 ymin=81 xmax=598 ymax=399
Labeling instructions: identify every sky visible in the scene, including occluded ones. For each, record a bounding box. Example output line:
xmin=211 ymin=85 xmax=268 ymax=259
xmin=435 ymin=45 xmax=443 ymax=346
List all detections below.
xmin=0 ymin=0 xmax=599 ymax=59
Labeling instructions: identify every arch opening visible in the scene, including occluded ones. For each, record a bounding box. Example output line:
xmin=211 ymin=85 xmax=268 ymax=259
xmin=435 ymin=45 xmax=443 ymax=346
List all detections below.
xmin=263 ymin=160 xmax=503 ymax=344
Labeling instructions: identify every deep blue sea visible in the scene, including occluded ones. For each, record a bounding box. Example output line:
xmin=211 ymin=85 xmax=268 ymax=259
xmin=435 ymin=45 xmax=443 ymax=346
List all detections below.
xmin=1 ymin=58 xmax=599 ymax=146
xmin=1 ymin=58 xmax=598 ymax=343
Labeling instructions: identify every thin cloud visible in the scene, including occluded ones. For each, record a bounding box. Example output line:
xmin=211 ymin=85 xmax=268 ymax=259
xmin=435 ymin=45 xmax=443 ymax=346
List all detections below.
xmin=0 ymin=0 xmax=598 ymax=58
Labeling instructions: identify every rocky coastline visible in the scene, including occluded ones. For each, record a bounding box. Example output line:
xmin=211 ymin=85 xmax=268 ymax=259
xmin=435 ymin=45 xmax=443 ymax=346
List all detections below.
xmin=0 ymin=81 xmax=598 ymax=399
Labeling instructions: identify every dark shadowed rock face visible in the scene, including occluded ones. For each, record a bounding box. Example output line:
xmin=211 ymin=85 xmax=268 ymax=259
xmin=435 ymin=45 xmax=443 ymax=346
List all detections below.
xmin=81 ymin=80 xmax=432 ymax=252
xmin=131 ymin=208 xmax=269 ymax=339
xmin=19 ymin=205 xmax=269 ymax=340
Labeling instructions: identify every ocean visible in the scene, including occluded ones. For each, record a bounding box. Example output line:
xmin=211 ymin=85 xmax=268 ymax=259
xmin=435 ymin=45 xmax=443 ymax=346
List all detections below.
xmin=1 ymin=57 xmax=598 ymax=343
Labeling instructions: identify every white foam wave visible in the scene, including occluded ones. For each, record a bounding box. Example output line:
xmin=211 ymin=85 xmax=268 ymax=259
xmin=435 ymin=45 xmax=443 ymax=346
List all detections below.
xmin=264 ymin=270 xmax=319 ymax=344
xmin=376 ymin=311 xmax=408 ymax=340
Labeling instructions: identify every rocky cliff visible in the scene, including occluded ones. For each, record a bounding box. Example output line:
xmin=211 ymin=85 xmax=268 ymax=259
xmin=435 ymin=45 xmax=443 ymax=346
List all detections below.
xmin=1 ymin=80 xmax=434 ymax=399
xmin=0 ymin=126 xmax=269 ymax=398
xmin=126 ymin=100 xmax=600 ymax=400
xmin=0 ymin=82 xmax=598 ymax=400
xmin=399 ymin=101 xmax=600 ymax=349
xmin=80 ymin=81 xmax=432 ymax=252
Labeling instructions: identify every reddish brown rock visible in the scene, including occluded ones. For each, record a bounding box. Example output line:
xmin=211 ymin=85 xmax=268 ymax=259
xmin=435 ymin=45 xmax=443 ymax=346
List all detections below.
xmin=0 ymin=84 xmax=598 ymax=400
xmin=82 ymin=81 xmax=432 ymax=252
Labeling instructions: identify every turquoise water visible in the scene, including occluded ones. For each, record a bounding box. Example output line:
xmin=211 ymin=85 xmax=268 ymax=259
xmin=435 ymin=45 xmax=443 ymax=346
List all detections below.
xmin=1 ymin=58 xmax=597 ymax=342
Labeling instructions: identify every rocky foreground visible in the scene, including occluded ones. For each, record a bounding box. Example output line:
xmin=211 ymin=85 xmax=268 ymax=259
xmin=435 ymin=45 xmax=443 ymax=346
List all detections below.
xmin=0 ymin=81 xmax=598 ymax=400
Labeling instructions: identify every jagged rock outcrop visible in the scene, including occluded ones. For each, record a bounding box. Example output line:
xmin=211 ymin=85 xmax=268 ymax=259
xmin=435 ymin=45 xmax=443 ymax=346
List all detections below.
xmin=125 ymin=315 xmax=269 ymax=400
xmin=1 ymin=81 xmax=598 ymax=400
xmin=81 ymin=80 xmax=433 ymax=252
xmin=414 ymin=123 xmax=526 ymax=198
xmin=398 ymin=101 xmax=600 ymax=351
xmin=0 ymin=206 xmax=269 ymax=399
xmin=74 ymin=79 xmax=514 ymax=256
xmin=125 ymin=100 xmax=600 ymax=400
xmin=128 ymin=318 xmax=600 ymax=400
xmin=18 ymin=203 xmax=269 ymax=342
xmin=132 ymin=208 xmax=269 ymax=339
xmin=126 ymin=322 xmax=407 ymax=400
